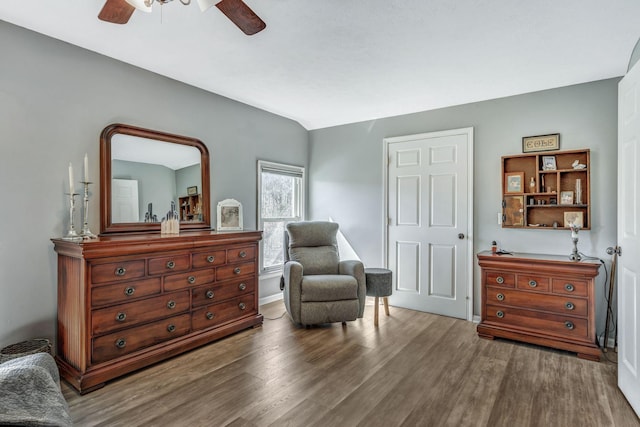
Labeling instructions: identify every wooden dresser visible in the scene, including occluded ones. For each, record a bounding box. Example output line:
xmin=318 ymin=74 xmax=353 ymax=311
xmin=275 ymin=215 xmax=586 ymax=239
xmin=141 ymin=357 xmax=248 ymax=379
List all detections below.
xmin=52 ymin=230 xmax=262 ymax=393
xmin=477 ymin=251 xmax=601 ymax=361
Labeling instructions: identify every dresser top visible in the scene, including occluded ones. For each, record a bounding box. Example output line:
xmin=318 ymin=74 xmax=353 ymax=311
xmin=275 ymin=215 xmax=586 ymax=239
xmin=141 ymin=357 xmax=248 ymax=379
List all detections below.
xmin=477 ymin=250 xmax=601 ymax=274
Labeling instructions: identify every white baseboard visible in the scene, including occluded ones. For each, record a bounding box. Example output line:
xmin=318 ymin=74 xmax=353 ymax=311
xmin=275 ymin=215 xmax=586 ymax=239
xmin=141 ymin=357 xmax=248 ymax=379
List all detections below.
xmin=472 ymin=315 xmax=481 ymax=324
xmin=259 ymin=292 xmax=283 ymax=306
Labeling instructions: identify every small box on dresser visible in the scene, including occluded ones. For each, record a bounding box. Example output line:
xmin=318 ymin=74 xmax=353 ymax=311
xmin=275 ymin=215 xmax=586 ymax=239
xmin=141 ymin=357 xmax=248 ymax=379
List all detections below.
xmin=476 ymin=251 xmax=601 ymax=361
xmin=52 ymin=230 xmax=262 ymax=393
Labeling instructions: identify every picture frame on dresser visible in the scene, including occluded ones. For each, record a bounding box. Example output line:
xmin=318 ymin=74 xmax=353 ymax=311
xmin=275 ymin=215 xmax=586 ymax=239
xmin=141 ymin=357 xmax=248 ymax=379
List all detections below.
xmin=217 ymin=198 xmax=243 ymax=231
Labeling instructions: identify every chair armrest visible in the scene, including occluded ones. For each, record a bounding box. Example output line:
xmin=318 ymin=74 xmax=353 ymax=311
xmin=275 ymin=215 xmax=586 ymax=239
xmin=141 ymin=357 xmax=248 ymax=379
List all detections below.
xmin=339 ymin=260 xmax=366 ymax=318
xmin=283 ymin=261 xmax=304 ymax=323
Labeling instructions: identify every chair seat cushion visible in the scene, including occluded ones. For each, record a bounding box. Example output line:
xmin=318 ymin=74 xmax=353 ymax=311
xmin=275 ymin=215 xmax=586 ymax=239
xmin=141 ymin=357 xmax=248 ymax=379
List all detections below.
xmin=301 ymin=275 xmax=358 ymax=302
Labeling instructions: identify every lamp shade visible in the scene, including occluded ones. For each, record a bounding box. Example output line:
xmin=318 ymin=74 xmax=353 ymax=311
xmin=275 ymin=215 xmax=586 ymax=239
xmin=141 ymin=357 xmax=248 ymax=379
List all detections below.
xmin=125 ymin=0 xmax=152 ymax=12
xmin=197 ymin=0 xmax=217 ymax=12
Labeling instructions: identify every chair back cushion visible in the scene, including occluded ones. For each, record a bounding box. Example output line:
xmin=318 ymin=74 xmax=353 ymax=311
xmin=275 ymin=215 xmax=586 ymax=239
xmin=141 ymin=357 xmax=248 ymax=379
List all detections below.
xmin=286 ymin=221 xmax=339 ymax=275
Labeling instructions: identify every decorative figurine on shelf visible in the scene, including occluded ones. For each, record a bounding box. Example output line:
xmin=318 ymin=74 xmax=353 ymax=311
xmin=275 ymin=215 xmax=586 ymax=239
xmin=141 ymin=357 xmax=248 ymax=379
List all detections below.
xmin=572 ymin=160 xmax=587 ymax=170
xmin=569 ymin=223 xmax=582 ymax=261
xmin=529 ymin=177 xmax=536 ymax=193
xmin=144 ymin=203 xmax=158 ymax=222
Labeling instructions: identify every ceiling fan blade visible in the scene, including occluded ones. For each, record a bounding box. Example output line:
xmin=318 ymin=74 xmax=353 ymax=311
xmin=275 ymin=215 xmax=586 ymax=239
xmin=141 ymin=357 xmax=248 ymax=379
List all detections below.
xmin=216 ymin=0 xmax=266 ymax=35
xmin=98 ymin=0 xmax=136 ymax=24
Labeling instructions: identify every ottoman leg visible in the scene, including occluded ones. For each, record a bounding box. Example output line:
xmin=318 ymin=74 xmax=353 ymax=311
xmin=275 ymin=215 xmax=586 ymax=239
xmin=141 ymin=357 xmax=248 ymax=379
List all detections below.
xmin=383 ymin=297 xmax=390 ymax=316
xmin=374 ymin=296 xmax=379 ymax=327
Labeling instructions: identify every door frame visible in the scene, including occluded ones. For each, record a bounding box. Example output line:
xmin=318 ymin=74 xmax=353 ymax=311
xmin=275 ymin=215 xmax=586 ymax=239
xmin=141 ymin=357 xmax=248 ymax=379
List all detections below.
xmin=382 ymin=127 xmax=474 ymax=321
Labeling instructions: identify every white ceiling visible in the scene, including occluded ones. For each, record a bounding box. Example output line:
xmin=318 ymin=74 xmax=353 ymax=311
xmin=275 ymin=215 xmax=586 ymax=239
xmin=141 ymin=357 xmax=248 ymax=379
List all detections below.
xmin=1 ymin=1 xmax=639 ymax=130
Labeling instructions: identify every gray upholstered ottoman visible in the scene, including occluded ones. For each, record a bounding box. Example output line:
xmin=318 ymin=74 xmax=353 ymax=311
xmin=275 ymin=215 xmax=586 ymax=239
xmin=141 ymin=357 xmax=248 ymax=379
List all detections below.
xmin=364 ymin=268 xmax=392 ymax=326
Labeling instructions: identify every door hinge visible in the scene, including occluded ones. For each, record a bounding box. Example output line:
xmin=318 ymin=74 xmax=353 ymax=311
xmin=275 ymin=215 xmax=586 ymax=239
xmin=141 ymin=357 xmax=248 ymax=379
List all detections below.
xmin=501 ymin=199 xmax=506 ymax=208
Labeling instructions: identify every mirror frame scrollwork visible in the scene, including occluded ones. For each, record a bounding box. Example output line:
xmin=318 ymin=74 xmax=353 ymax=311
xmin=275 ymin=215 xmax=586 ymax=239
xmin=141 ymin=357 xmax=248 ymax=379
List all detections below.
xmin=100 ymin=123 xmax=211 ymax=235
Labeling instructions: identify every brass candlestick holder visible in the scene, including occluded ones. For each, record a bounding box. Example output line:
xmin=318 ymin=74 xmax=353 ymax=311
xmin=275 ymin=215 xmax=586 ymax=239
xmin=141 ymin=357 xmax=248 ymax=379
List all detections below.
xmin=80 ymin=181 xmax=97 ymax=239
xmin=63 ymin=193 xmax=82 ymax=242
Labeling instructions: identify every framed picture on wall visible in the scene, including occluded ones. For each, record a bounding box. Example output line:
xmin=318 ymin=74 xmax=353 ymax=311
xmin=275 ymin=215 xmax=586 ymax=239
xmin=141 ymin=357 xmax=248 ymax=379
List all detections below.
xmin=505 ymin=172 xmax=524 ymax=193
xmin=187 ymin=186 xmax=198 ymax=196
xmin=217 ymin=198 xmax=243 ymax=231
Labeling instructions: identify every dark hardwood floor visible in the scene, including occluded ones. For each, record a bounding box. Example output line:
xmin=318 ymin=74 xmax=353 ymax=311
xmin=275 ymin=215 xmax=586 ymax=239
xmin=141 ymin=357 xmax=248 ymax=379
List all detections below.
xmin=62 ymin=299 xmax=640 ymax=426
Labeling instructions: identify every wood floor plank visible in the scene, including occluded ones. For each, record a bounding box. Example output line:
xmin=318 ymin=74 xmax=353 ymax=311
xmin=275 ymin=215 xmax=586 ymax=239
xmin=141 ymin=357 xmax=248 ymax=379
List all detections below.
xmin=61 ymin=301 xmax=640 ymax=427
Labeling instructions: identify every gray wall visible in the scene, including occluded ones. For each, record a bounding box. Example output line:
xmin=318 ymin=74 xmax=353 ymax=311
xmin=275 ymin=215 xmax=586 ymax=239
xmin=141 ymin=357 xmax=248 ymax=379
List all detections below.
xmin=309 ymin=78 xmax=619 ymax=333
xmin=0 ymin=21 xmax=308 ymax=349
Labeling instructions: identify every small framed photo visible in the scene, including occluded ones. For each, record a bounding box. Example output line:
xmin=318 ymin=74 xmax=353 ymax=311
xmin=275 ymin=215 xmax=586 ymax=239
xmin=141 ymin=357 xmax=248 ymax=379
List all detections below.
xmin=522 ymin=133 xmax=560 ymax=153
xmin=560 ymin=191 xmax=574 ymax=205
xmin=542 ymin=156 xmax=557 ymax=171
xmin=187 ymin=185 xmax=198 ymax=196
xmin=505 ymin=172 xmax=524 ymax=193
xmin=564 ymin=211 xmax=584 ymax=228
xmin=503 ymin=195 xmax=524 ymax=227
xmin=217 ymin=198 xmax=243 ymax=231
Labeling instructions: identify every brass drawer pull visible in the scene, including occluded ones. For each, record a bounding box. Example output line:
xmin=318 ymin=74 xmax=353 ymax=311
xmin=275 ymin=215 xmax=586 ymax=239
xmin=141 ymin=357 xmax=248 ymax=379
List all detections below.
xmin=166 ymin=261 xmax=175 ymax=269
xmin=528 ymin=280 xmax=537 ymax=288
xmin=565 ymin=283 xmax=575 ymax=292
xmin=206 ymin=290 xmax=215 ymax=299
xmin=115 ymin=312 xmax=127 ymax=322
xmin=239 ymin=283 xmax=247 ymax=291
xmin=565 ymin=321 xmax=575 ymax=330
xmin=496 ymin=293 xmax=505 ymax=301
xmin=206 ymin=312 xmax=214 ymax=320
xmin=124 ymin=286 xmax=135 ymax=296
xmin=167 ymin=300 xmax=176 ymax=309
xmin=496 ymin=310 xmax=505 ymax=318
xmin=234 ymin=267 xmax=241 ymax=275
xmin=565 ymin=302 xmax=575 ymax=310
xmin=188 ymin=276 xmax=196 ymax=284
xmin=167 ymin=324 xmax=176 ymax=333
xmin=239 ymin=251 xmax=247 ymax=258
xmin=496 ymin=276 xmax=504 ymax=284
xmin=207 ymin=255 xmax=215 ymax=263
xmin=115 ymin=267 xmax=126 ymax=276
xmin=239 ymin=302 xmax=246 ymax=310
xmin=115 ymin=338 xmax=126 ymax=349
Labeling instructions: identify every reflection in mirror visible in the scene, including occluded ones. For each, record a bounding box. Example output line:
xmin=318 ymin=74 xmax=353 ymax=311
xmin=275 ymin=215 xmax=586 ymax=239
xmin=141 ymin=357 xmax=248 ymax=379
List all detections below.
xmin=100 ymin=124 xmax=211 ymax=234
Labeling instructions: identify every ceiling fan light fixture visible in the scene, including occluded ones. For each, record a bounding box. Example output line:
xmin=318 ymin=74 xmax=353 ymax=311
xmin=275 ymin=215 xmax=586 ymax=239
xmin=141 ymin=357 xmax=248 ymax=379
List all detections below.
xmin=125 ymin=0 xmax=152 ymax=13
xmin=196 ymin=0 xmax=216 ymax=12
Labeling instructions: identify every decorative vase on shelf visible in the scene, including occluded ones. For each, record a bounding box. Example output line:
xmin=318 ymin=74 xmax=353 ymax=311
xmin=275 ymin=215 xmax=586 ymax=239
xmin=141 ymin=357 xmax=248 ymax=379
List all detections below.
xmin=529 ymin=177 xmax=536 ymax=193
xmin=576 ymin=179 xmax=582 ymax=204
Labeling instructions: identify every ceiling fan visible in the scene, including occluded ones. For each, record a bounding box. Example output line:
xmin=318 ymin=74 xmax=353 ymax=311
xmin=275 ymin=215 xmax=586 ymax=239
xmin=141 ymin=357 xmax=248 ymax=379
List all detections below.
xmin=98 ymin=0 xmax=266 ymax=35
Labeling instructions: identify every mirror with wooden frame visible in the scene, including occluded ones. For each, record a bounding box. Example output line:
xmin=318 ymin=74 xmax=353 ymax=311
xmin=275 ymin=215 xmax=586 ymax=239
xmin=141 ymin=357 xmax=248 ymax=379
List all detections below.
xmin=100 ymin=123 xmax=211 ymax=234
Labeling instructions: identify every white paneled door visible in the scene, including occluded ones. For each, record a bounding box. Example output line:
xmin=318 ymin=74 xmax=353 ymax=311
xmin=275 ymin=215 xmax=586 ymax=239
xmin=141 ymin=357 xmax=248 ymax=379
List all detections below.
xmin=618 ymin=60 xmax=640 ymax=417
xmin=385 ymin=128 xmax=473 ymax=320
xmin=112 ymin=178 xmax=140 ymax=223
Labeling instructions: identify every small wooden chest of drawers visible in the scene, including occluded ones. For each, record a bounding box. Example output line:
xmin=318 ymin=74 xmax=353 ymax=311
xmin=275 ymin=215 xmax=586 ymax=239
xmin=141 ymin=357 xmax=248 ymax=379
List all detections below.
xmin=476 ymin=251 xmax=601 ymax=361
xmin=52 ymin=230 xmax=262 ymax=393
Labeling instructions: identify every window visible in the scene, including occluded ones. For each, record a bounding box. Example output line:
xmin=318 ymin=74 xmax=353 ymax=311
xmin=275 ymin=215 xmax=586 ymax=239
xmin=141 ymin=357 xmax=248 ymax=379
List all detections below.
xmin=258 ymin=160 xmax=305 ymax=273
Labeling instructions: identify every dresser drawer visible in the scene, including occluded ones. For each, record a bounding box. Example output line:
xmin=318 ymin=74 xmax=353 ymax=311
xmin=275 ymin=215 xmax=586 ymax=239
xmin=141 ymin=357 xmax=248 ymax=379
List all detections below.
xmin=192 ymin=250 xmax=226 ymax=268
xmin=92 ymin=313 xmax=191 ymax=364
xmin=484 ymin=271 xmax=515 ymax=288
xmin=192 ymin=294 xmax=256 ymax=331
xmin=516 ymin=274 xmax=550 ymax=293
xmin=486 ymin=287 xmax=588 ymax=317
xmin=91 ymin=260 xmax=145 ymax=285
xmin=92 ymin=277 xmax=161 ymax=307
xmin=92 ymin=291 xmax=190 ymax=335
xmin=192 ymin=278 xmax=256 ymax=307
xmin=216 ymin=262 xmax=255 ymax=281
xmin=148 ymin=254 xmax=190 ymax=275
xmin=227 ymin=246 xmax=256 ymax=263
xmin=164 ymin=269 xmax=215 ymax=291
xmin=552 ymin=278 xmax=588 ymax=297
xmin=486 ymin=304 xmax=588 ymax=340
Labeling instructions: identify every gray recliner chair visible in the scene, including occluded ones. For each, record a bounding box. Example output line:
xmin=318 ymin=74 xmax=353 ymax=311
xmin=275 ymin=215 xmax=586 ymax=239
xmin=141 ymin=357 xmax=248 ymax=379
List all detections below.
xmin=281 ymin=221 xmax=366 ymax=326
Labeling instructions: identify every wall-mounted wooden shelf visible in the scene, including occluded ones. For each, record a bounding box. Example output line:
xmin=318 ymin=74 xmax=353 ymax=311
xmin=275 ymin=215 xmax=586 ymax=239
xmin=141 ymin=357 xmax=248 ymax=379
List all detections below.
xmin=502 ymin=149 xmax=591 ymax=230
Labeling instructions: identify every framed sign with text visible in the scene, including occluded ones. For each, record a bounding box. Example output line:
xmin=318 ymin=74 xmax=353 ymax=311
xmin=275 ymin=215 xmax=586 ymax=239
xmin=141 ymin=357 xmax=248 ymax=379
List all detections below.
xmin=522 ymin=133 xmax=560 ymax=153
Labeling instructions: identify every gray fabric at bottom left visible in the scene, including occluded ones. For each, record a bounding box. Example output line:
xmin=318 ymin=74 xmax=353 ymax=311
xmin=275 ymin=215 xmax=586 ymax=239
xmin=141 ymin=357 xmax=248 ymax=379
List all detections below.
xmin=0 ymin=352 xmax=72 ymax=427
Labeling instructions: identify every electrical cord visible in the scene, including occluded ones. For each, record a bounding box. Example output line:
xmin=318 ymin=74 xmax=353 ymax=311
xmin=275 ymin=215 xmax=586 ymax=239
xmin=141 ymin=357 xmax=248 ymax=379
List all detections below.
xmin=579 ymin=252 xmax=617 ymax=363
xmin=263 ymin=311 xmax=287 ymax=320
